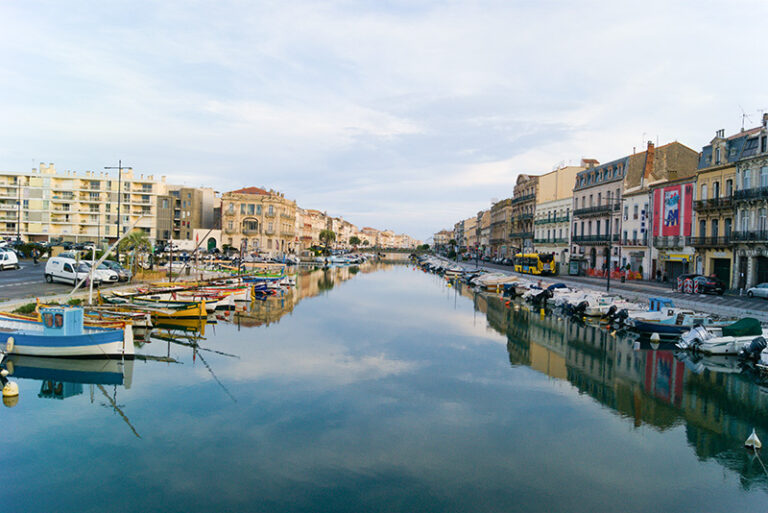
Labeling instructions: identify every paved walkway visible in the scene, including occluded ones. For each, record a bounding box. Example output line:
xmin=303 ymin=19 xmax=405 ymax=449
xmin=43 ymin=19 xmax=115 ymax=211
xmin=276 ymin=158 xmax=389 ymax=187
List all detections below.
xmin=443 ymin=258 xmax=768 ymax=323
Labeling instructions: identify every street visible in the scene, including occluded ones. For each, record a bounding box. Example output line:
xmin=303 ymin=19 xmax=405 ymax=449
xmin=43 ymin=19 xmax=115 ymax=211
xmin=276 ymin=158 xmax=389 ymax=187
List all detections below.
xmin=0 ymin=258 xmax=121 ymax=302
xmin=452 ymin=258 xmax=768 ymax=320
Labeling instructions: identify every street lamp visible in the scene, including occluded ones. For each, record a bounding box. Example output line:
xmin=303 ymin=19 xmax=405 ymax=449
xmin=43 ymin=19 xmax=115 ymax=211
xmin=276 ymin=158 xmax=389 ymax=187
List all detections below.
xmin=104 ymin=160 xmax=132 ymax=261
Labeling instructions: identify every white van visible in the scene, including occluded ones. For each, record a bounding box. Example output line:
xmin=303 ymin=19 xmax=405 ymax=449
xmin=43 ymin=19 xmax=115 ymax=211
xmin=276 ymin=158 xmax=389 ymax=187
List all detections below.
xmin=0 ymin=249 xmax=19 ymax=270
xmin=45 ymin=257 xmax=100 ymax=286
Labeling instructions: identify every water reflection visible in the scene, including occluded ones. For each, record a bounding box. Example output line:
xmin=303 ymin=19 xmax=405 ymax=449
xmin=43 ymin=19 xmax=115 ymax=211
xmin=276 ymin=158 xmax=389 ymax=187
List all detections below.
xmin=463 ymin=284 xmax=768 ymax=492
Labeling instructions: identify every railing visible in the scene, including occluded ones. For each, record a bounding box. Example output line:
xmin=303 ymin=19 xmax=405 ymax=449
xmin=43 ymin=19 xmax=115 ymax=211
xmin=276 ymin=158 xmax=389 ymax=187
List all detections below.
xmin=694 ymin=196 xmax=733 ymax=211
xmin=572 ymin=234 xmax=619 ymax=244
xmin=280 ymin=213 xmax=292 ymax=219
xmin=534 ymin=215 xmax=570 ymax=225
xmin=509 ymin=231 xmax=534 ymax=239
xmin=517 ymin=213 xmax=533 ymax=221
xmin=224 ymin=227 xmax=237 ymax=234
xmin=534 ymin=237 xmax=567 ymax=244
xmin=653 ymin=236 xmax=686 ymax=248
xmin=734 ymin=186 xmax=768 ymax=201
xmin=281 ymin=231 xmax=295 ymax=237
xmin=265 ymin=228 xmax=275 ymax=235
xmin=573 ymin=204 xmax=620 ymax=217
xmin=621 ymin=237 xmax=648 ymax=247
xmin=265 ymin=212 xmax=276 ymax=218
xmin=242 ymin=228 xmax=260 ymax=235
xmin=731 ymin=230 xmax=768 ymax=242
xmin=689 ymin=236 xmax=731 ymax=247
xmin=511 ymin=193 xmax=535 ymax=204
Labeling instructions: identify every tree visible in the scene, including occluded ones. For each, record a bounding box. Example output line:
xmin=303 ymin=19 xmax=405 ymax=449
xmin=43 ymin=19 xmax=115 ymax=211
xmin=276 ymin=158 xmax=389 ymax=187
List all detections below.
xmin=349 ymin=235 xmax=361 ymax=249
xmin=362 ymin=240 xmax=370 ymax=247
xmin=118 ymin=229 xmax=151 ymax=273
xmin=319 ymin=229 xmax=336 ymax=255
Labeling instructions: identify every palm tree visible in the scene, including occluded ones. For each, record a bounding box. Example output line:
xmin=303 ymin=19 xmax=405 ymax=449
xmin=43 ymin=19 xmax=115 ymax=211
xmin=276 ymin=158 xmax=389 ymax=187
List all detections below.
xmin=319 ymin=229 xmax=336 ymax=256
xmin=118 ymin=229 xmax=151 ymax=274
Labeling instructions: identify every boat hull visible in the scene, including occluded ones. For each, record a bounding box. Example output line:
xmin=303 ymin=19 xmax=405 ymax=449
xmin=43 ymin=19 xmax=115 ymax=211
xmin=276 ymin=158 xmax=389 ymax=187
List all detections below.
xmin=0 ymin=325 xmax=133 ymax=358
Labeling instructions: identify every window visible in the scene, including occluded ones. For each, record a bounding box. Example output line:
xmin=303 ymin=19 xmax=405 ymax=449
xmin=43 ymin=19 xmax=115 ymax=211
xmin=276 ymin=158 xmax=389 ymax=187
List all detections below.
xmin=54 ymin=313 xmax=63 ymax=328
xmin=43 ymin=313 xmax=54 ymax=328
xmin=624 ymin=205 xmax=628 ymax=219
xmin=761 ymin=167 xmax=768 ymax=187
xmin=257 ymin=205 xmax=262 ymax=215
xmin=240 ymin=204 xmax=246 ymax=215
xmin=248 ymin=204 xmax=255 ymax=215
xmin=711 ymin=219 xmax=718 ymax=238
xmin=759 ymin=208 xmax=767 ymax=232
xmin=63 ymin=263 xmax=73 ymax=273
xmin=743 ymin=169 xmax=751 ymax=190
xmin=699 ymin=220 xmax=706 ymax=237
xmin=268 ymin=205 xmax=274 ymax=216
xmin=741 ymin=210 xmax=749 ymax=232
xmin=227 ymin=221 xmax=233 ymax=230
xmin=227 ymin=203 xmax=234 ymax=214
xmin=724 ymin=218 xmax=732 ymax=236
xmin=700 ymin=184 xmax=707 ymax=200
xmin=633 ymin=204 xmax=638 ymax=219
xmin=726 ymin=179 xmax=733 ymax=196
xmin=632 ymin=229 xmax=637 ymax=241
xmin=597 ymin=192 xmax=602 ymax=205
xmin=715 ymin=147 xmax=721 ymax=164
xmin=589 ymin=194 xmax=593 ymax=207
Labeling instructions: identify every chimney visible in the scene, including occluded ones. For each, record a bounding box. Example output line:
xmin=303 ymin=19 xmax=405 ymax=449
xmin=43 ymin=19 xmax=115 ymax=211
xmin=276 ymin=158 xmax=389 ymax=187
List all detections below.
xmin=643 ymin=141 xmax=655 ymax=181
xmin=716 ymin=128 xmax=725 ymax=138
xmin=763 ymin=113 xmax=768 ymax=128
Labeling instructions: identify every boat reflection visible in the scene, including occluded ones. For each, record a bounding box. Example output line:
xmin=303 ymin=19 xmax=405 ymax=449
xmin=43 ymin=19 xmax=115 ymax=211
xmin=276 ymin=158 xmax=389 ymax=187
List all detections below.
xmin=468 ymin=286 xmax=768 ymax=492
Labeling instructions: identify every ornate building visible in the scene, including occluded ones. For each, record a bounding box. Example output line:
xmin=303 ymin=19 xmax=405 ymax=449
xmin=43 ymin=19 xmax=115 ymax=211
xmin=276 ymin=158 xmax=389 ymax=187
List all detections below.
xmin=220 ymin=187 xmax=298 ymax=256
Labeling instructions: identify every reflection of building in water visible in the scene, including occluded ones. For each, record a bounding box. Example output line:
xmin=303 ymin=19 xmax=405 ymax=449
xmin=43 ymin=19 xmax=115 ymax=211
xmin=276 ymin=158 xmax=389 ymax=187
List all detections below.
xmin=232 ymin=263 xmax=390 ymax=328
xmin=475 ymin=292 xmax=768 ymax=490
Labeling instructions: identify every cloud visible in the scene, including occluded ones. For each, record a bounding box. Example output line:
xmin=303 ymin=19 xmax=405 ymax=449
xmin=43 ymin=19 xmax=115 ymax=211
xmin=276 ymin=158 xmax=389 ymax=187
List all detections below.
xmin=1 ymin=1 xmax=768 ymax=239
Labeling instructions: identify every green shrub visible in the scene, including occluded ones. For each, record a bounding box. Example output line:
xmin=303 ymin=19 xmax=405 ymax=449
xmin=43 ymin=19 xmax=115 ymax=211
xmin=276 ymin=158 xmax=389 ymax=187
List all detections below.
xmin=12 ymin=302 xmax=37 ymax=315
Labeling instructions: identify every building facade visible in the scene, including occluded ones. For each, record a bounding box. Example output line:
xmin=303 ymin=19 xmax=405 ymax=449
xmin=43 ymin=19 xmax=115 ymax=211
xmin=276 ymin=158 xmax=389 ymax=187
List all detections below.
xmin=533 ymin=164 xmax=582 ymax=266
xmin=489 ymin=198 xmax=513 ymax=257
xmin=0 ymin=163 xmax=165 ymax=244
xmin=478 ymin=210 xmax=491 ymax=256
xmin=156 ymin=186 xmax=215 ymax=247
xmin=510 ymin=174 xmax=538 ymax=252
xmin=649 ymin=177 xmax=695 ymax=281
xmin=733 ymin=116 xmax=768 ymax=289
xmin=220 ymin=187 xmax=298 ymax=256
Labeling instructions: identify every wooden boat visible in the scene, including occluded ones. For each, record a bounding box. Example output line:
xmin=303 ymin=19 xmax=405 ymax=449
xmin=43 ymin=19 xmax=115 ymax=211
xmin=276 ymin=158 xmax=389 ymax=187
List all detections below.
xmin=0 ymin=306 xmax=133 ymax=358
xmin=99 ymin=293 xmax=208 ymax=319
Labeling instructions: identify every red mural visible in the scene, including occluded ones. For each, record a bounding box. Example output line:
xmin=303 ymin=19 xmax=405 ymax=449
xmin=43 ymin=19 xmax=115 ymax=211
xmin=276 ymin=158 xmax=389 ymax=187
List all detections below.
xmin=653 ymin=184 xmax=692 ymax=237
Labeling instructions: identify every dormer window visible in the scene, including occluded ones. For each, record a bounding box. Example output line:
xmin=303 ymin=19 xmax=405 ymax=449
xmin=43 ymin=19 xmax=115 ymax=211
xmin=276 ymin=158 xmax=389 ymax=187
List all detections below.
xmin=715 ymin=147 xmax=721 ymax=164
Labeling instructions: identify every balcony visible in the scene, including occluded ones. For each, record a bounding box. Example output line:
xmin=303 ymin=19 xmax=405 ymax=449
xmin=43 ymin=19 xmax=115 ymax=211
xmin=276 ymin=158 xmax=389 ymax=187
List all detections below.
xmin=509 ymin=231 xmax=534 ymax=239
xmin=265 ymin=228 xmax=275 ymax=235
xmin=534 ymin=215 xmax=570 ymax=225
xmin=573 ymin=204 xmax=620 ymax=217
xmin=572 ymin=234 xmax=619 ymax=245
xmin=265 ymin=212 xmax=276 ymax=218
xmin=224 ymin=227 xmax=237 ymax=234
xmin=653 ymin=236 xmax=686 ymax=248
xmin=517 ymin=213 xmax=534 ymax=221
xmin=534 ymin=237 xmax=567 ymax=244
xmin=734 ymin=186 xmax=768 ymax=202
xmin=280 ymin=213 xmax=292 ymax=219
xmin=731 ymin=230 xmax=768 ymax=242
xmin=281 ymin=231 xmax=295 ymax=238
xmin=511 ymin=193 xmax=535 ymax=205
xmin=621 ymin=237 xmax=648 ymax=247
xmin=242 ymin=228 xmax=260 ymax=235
xmin=694 ymin=196 xmax=733 ymax=211
xmin=689 ymin=236 xmax=731 ymax=247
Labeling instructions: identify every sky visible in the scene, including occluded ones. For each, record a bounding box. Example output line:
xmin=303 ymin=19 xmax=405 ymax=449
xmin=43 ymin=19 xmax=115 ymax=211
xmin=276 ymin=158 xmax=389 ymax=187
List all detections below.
xmin=1 ymin=0 xmax=767 ymax=241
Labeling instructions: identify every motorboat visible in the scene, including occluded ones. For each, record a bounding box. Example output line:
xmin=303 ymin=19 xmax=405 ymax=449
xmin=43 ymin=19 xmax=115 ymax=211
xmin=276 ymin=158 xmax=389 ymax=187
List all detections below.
xmin=677 ymin=318 xmax=768 ymax=355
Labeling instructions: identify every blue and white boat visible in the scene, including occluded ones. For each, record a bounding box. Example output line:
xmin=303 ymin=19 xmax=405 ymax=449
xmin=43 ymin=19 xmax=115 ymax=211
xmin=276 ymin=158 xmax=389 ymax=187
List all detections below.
xmin=0 ymin=306 xmax=133 ymax=358
xmin=626 ymin=297 xmax=730 ymax=336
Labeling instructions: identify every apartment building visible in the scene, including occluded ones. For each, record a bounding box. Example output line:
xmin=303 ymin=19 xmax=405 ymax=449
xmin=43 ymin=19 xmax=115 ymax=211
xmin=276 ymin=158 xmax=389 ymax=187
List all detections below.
xmin=510 ymin=174 xmax=538 ymax=251
xmin=0 ymin=163 xmax=164 ymax=244
xmin=571 ymin=142 xmax=698 ymax=274
xmin=220 ymin=187 xmax=298 ymax=255
xmin=649 ymin=177 xmax=695 ymax=280
xmin=732 ymin=115 xmax=768 ymax=288
xmin=534 ymin=164 xmax=583 ymax=266
xmin=433 ymin=229 xmax=453 ymax=250
xmin=156 ymin=186 xmax=215 ymax=246
xmin=464 ymin=215 xmax=478 ymax=250
xmin=489 ymin=198 xmax=513 ymax=257
xmin=478 ymin=210 xmax=491 ymax=256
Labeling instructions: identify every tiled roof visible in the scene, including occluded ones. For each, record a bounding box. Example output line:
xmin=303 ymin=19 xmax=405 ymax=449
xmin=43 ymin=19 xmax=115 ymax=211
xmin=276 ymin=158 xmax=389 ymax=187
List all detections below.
xmin=228 ymin=186 xmax=272 ymax=196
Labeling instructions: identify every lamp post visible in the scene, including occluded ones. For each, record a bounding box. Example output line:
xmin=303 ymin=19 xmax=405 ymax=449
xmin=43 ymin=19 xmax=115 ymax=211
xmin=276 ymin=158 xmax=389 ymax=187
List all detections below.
xmin=104 ymin=160 xmax=132 ymax=261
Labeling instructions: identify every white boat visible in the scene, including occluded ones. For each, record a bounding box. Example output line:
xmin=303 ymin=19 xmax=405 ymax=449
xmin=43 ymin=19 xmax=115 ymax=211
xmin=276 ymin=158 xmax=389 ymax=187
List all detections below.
xmin=677 ymin=318 xmax=768 ymax=355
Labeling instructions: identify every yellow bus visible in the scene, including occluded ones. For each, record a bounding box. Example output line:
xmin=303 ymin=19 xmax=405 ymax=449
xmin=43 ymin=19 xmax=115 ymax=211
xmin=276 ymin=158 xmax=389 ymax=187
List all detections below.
xmin=513 ymin=253 xmax=557 ymax=275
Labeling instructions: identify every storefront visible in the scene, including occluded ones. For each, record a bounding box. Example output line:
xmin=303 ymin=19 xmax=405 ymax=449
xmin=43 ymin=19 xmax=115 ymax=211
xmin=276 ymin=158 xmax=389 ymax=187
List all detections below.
xmin=658 ymin=251 xmax=691 ymax=282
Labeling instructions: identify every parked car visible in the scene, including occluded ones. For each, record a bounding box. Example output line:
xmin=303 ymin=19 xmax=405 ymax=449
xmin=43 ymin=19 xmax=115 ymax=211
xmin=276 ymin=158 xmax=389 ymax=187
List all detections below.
xmin=747 ymin=283 xmax=768 ymax=299
xmin=101 ymin=260 xmax=132 ymax=282
xmin=0 ymin=249 xmax=20 ymax=270
xmin=45 ymin=257 xmax=98 ymax=286
xmin=678 ymin=273 xmax=726 ymax=295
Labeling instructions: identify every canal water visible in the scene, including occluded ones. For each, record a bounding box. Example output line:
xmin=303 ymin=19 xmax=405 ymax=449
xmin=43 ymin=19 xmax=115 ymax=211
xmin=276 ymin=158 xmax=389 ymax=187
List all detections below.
xmin=4 ymin=263 xmax=768 ymax=512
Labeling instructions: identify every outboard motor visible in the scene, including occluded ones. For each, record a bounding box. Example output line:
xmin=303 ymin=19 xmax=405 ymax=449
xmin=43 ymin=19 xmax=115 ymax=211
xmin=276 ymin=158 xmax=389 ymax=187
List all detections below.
xmin=531 ymin=288 xmax=552 ymax=307
xmin=572 ymin=300 xmax=588 ymax=317
xmin=604 ymin=305 xmax=617 ymax=320
xmin=614 ymin=308 xmax=629 ymax=325
xmin=739 ymin=337 xmax=767 ymax=361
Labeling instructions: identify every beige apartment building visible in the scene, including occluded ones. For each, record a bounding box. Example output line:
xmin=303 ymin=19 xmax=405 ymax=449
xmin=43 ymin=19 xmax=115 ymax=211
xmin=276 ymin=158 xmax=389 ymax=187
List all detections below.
xmin=489 ymin=198 xmax=513 ymax=257
xmin=0 ymin=163 xmax=164 ymax=244
xmin=478 ymin=210 xmax=491 ymax=255
xmin=220 ymin=187 xmax=298 ymax=255
xmin=511 ymin=175 xmax=539 ymax=251
xmin=463 ymin=215 xmax=478 ymax=250
xmin=433 ymin=229 xmax=452 ymax=250
xmin=534 ymin=164 xmax=583 ymax=266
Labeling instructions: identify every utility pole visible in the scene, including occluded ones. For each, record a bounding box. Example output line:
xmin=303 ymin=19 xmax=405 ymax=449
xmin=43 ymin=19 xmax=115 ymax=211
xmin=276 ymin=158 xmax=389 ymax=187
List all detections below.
xmin=104 ymin=160 xmax=132 ymax=261
xmin=16 ymin=177 xmax=22 ymax=241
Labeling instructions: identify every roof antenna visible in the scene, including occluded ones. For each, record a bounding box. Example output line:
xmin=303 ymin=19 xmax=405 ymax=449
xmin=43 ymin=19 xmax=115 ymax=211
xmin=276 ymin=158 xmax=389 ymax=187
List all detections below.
xmin=739 ymin=105 xmax=752 ymax=132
